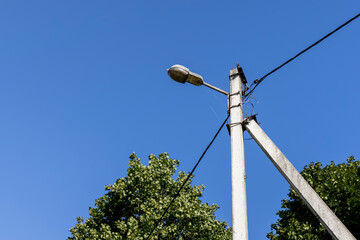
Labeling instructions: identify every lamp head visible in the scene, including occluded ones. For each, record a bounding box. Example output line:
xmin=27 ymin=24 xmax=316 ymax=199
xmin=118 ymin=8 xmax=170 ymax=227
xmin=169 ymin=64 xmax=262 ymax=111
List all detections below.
xmin=167 ymin=64 xmax=204 ymax=86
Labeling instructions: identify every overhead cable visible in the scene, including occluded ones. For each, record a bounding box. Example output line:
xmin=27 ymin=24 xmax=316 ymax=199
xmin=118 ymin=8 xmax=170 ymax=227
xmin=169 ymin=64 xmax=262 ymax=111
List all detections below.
xmin=243 ymin=12 xmax=360 ymax=101
xmin=144 ymin=114 xmax=230 ymax=240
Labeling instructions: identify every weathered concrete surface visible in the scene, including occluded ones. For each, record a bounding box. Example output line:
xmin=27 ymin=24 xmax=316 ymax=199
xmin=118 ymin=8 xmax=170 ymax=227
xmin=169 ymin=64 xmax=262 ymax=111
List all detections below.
xmin=244 ymin=119 xmax=355 ymax=240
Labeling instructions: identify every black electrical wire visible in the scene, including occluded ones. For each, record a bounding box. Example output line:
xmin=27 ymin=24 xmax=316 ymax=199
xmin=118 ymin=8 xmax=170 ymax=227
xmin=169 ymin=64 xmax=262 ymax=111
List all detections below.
xmin=243 ymin=12 xmax=360 ymax=101
xmin=144 ymin=114 xmax=230 ymax=240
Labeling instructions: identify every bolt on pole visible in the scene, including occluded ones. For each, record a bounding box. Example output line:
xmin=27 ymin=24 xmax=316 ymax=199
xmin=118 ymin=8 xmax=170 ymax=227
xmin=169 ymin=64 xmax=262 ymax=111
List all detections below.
xmin=229 ymin=68 xmax=248 ymax=240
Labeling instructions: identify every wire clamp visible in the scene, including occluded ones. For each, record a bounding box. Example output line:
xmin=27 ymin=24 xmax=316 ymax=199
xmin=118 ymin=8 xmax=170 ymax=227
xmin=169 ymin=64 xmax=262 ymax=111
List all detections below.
xmin=242 ymin=86 xmax=249 ymax=96
xmin=229 ymin=72 xmax=240 ymax=78
xmin=229 ymin=91 xmax=241 ymax=97
xmin=226 ymin=121 xmax=244 ymax=135
xmin=229 ymin=103 xmax=242 ymax=109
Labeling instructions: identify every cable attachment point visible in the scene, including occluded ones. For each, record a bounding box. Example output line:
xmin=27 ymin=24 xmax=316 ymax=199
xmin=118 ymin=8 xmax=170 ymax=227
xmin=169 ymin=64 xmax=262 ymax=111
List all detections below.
xmin=237 ymin=63 xmax=247 ymax=85
xmin=229 ymin=64 xmax=247 ymax=84
xmin=242 ymin=86 xmax=249 ymax=96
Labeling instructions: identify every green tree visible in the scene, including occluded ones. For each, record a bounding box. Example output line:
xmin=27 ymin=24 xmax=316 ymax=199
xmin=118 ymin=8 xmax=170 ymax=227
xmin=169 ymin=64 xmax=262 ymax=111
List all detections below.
xmin=267 ymin=156 xmax=360 ymax=240
xmin=68 ymin=153 xmax=232 ymax=240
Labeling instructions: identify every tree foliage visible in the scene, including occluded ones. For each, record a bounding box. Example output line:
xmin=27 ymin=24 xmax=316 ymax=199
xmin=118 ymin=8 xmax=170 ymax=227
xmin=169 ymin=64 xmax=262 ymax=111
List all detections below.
xmin=68 ymin=153 xmax=232 ymax=240
xmin=267 ymin=156 xmax=360 ymax=240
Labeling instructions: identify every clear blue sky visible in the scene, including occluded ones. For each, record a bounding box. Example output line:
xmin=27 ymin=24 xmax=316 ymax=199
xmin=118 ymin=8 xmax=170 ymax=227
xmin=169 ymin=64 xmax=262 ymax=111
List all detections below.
xmin=1 ymin=1 xmax=359 ymax=239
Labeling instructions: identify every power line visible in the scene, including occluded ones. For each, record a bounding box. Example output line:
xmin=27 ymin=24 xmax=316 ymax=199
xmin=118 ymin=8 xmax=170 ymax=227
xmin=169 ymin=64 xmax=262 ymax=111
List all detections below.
xmin=243 ymin=12 xmax=360 ymax=101
xmin=144 ymin=114 xmax=230 ymax=240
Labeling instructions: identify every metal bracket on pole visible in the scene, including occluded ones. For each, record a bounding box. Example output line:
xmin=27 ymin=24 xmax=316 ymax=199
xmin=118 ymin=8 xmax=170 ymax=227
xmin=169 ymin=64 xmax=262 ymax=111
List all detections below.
xmin=242 ymin=118 xmax=356 ymax=240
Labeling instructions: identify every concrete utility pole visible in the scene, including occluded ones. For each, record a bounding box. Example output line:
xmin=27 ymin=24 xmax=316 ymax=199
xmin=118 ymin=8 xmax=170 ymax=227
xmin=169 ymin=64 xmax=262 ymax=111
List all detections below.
xmin=229 ymin=68 xmax=248 ymax=240
xmin=167 ymin=64 xmax=249 ymax=240
xmin=244 ymin=118 xmax=356 ymax=240
xmin=167 ymin=64 xmax=355 ymax=240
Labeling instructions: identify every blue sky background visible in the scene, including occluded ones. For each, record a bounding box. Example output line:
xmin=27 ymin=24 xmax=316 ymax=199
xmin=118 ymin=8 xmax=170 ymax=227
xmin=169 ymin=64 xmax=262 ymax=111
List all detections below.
xmin=1 ymin=1 xmax=360 ymax=239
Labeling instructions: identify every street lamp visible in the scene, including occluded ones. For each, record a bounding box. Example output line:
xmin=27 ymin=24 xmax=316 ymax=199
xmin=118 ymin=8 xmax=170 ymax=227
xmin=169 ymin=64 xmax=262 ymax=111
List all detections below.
xmin=167 ymin=65 xmax=229 ymax=96
xmin=167 ymin=64 xmax=248 ymax=240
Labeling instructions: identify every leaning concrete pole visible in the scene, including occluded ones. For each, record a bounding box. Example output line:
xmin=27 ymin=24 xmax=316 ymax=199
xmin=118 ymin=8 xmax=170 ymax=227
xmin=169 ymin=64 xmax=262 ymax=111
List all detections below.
xmin=244 ymin=119 xmax=356 ymax=240
xmin=229 ymin=68 xmax=248 ymax=240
